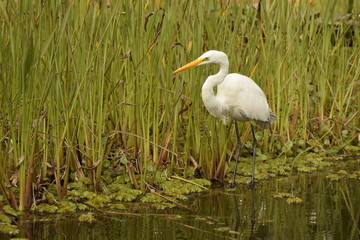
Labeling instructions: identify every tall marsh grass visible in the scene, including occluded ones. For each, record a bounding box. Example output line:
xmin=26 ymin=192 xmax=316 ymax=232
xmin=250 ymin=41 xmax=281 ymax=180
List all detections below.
xmin=0 ymin=0 xmax=359 ymax=210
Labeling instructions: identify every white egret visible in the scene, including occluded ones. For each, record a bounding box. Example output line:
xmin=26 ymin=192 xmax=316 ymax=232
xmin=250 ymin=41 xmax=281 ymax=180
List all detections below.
xmin=174 ymin=50 xmax=277 ymax=187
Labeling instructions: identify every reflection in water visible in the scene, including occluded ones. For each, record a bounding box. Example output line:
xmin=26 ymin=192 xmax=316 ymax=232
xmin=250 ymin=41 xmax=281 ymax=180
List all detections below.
xmin=1 ymin=173 xmax=359 ymax=240
xmin=232 ymin=186 xmax=255 ymax=238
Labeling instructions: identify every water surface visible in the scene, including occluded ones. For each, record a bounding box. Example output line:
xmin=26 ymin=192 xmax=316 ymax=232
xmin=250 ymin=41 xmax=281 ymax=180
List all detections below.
xmin=1 ymin=172 xmax=359 ymax=240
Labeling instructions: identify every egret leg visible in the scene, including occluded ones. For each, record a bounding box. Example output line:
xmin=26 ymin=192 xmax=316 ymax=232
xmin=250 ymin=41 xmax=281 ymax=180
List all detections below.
xmin=230 ymin=122 xmax=241 ymax=188
xmin=249 ymin=124 xmax=257 ymax=188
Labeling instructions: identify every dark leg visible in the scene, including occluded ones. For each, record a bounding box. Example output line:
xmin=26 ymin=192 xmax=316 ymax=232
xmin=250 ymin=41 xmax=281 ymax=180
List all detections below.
xmin=250 ymin=185 xmax=255 ymax=236
xmin=249 ymin=124 xmax=257 ymax=188
xmin=230 ymin=122 xmax=241 ymax=188
xmin=233 ymin=193 xmax=240 ymax=231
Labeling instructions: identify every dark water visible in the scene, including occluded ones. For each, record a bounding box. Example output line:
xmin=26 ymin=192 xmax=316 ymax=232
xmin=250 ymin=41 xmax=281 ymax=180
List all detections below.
xmin=1 ymin=173 xmax=359 ymax=240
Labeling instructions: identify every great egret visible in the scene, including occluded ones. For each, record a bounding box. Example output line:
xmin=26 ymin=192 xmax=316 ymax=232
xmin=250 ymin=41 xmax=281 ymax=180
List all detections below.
xmin=174 ymin=50 xmax=277 ymax=187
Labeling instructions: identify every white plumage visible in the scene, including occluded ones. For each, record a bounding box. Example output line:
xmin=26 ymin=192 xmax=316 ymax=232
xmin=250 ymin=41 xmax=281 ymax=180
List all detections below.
xmin=174 ymin=50 xmax=277 ymax=188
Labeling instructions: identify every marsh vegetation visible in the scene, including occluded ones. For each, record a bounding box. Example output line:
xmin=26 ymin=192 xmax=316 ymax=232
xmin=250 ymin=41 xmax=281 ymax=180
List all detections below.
xmin=0 ymin=0 xmax=359 ymax=238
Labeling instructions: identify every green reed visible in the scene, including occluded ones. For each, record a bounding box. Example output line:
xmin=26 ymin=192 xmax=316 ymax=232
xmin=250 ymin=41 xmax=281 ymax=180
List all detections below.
xmin=0 ymin=0 xmax=358 ymax=210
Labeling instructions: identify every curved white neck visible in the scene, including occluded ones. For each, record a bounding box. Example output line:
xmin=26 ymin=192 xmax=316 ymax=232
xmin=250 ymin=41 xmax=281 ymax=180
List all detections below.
xmin=201 ymin=61 xmax=229 ymax=119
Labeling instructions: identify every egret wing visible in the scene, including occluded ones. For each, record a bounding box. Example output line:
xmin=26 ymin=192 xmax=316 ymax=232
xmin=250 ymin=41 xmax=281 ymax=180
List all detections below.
xmin=217 ymin=73 xmax=271 ymax=123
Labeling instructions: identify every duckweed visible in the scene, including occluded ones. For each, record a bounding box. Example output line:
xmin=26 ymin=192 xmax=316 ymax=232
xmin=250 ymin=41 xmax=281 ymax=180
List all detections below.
xmin=37 ymin=203 xmax=58 ymax=213
xmin=160 ymin=179 xmax=210 ymax=196
xmin=0 ymin=222 xmax=19 ymax=235
xmin=349 ymin=171 xmax=360 ymax=180
xmin=109 ymin=189 xmax=142 ymax=202
xmin=273 ymin=193 xmax=295 ymax=199
xmin=326 ymin=174 xmax=342 ymax=181
xmin=107 ymin=203 xmax=126 ymax=210
xmin=57 ymin=204 xmax=76 ymax=214
xmin=286 ymin=197 xmax=304 ymax=205
xmin=0 ymin=212 xmax=12 ymax=224
xmin=78 ymin=213 xmax=96 ymax=223
xmin=81 ymin=196 xmax=105 ymax=209
xmin=140 ymin=193 xmax=165 ymax=203
xmin=297 ymin=166 xmax=317 ymax=173
xmin=2 ymin=205 xmax=19 ymax=217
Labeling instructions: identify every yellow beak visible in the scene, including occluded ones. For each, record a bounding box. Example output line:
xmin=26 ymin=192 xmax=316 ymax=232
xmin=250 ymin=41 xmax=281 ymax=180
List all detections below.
xmin=173 ymin=58 xmax=206 ymax=74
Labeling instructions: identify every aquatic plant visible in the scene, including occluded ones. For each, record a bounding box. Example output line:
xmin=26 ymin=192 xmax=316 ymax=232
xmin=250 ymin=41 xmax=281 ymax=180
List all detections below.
xmin=78 ymin=213 xmax=96 ymax=223
xmin=0 ymin=222 xmax=19 ymax=235
xmin=0 ymin=0 xmax=358 ymax=211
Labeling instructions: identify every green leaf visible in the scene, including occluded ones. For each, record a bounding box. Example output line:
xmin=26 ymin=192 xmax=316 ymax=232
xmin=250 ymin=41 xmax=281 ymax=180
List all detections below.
xmin=120 ymin=155 xmax=129 ymax=165
xmin=37 ymin=203 xmax=58 ymax=213
xmin=78 ymin=213 xmax=96 ymax=223
xmin=0 ymin=222 xmax=19 ymax=235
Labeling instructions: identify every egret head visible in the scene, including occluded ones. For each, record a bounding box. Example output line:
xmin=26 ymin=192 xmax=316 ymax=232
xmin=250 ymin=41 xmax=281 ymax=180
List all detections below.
xmin=174 ymin=50 xmax=228 ymax=74
xmin=197 ymin=50 xmax=228 ymax=65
